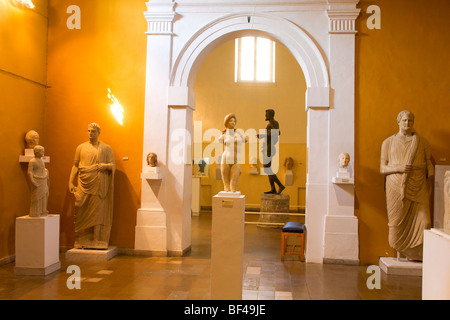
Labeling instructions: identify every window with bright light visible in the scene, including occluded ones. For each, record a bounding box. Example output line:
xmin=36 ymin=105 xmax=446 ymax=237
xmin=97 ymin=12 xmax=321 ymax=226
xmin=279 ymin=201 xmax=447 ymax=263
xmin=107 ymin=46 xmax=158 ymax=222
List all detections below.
xmin=235 ymin=37 xmax=276 ymax=83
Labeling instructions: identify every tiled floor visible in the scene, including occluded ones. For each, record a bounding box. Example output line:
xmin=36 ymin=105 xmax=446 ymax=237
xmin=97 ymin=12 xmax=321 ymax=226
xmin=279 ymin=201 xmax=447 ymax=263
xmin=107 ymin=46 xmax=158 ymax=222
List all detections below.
xmin=0 ymin=211 xmax=422 ymax=300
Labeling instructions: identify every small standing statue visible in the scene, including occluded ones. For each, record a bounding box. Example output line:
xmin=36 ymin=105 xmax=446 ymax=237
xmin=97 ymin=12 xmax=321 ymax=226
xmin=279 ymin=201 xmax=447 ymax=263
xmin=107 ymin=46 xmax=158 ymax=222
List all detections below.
xmin=380 ymin=110 xmax=434 ymax=261
xmin=28 ymin=145 xmax=49 ymax=217
xmin=69 ymin=123 xmax=115 ymax=250
xmin=219 ymin=113 xmax=248 ymax=193
xmin=257 ymin=109 xmax=285 ymax=194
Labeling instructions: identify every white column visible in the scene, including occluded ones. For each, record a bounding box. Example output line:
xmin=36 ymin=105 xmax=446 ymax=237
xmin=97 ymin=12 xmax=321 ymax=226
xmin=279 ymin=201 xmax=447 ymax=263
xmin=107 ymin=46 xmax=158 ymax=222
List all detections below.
xmin=322 ymin=8 xmax=360 ymax=264
xmin=135 ymin=1 xmax=176 ymax=254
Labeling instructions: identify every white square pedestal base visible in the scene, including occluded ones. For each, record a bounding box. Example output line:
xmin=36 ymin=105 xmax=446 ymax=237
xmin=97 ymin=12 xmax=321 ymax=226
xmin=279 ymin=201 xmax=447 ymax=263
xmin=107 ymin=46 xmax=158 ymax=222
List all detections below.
xmin=65 ymin=246 xmax=118 ymax=261
xmin=14 ymin=215 xmax=61 ymax=276
xmin=211 ymin=192 xmax=245 ymax=300
xmin=379 ymin=257 xmax=422 ymax=277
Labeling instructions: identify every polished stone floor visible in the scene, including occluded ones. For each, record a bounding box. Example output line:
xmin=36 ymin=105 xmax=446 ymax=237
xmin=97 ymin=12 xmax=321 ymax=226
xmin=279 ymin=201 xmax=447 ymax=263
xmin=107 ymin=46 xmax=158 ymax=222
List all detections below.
xmin=0 ymin=212 xmax=422 ymax=300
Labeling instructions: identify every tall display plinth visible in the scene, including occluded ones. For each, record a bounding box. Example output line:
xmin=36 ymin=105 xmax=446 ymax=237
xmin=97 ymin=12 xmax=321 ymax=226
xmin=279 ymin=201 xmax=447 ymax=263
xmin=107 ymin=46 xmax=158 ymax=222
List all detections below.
xmin=14 ymin=215 xmax=61 ymax=276
xmin=379 ymin=257 xmax=422 ymax=277
xmin=423 ymin=229 xmax=450 ymax=300
xmin=211 ymin=192 xmax=245 ymax=300
xmin=65 ymin=246 xmax=118 ymax=262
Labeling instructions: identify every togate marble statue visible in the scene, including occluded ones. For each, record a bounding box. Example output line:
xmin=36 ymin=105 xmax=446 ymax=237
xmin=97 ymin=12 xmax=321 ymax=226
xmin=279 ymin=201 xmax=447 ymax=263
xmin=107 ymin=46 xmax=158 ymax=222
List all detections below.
xmin=27 ymin=145 xmax=49 ymax=217
xmin=69 ymin=123 xmax=115 ymax=250
xmin=219 ymin=113 xmax=248 ymax=193
xmin=380 ymin=110 xmax=434 ymax=261
xmin=444 ymin=171 xmax=450 ymax=233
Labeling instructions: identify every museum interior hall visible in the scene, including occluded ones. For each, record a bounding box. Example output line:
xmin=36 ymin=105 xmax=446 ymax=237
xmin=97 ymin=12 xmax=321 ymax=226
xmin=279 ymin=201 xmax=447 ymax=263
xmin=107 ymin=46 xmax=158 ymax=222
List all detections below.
xmin=1 ymin=0 xmax=449 ymax=301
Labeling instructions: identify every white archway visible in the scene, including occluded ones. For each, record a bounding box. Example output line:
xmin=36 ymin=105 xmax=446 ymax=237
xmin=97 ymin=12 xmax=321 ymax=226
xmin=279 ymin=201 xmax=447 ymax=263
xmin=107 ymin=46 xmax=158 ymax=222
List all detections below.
xmin=137 ymin=0 xmax=361 ymax=265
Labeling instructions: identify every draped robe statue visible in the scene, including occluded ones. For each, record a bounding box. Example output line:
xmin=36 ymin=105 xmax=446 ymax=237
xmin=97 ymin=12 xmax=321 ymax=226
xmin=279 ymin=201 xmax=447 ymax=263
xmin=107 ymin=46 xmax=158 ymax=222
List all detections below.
xmin=69 ymin=123 xmax=115 ymax=249
xmin=380 ymin=111 xmax=434 ymax=261
xmin=444 ymin=171 xmax=450 ymax=232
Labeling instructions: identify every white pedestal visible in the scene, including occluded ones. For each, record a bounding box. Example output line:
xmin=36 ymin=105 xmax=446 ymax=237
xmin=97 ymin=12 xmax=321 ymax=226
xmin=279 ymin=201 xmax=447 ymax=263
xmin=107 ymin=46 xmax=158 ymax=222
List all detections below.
xmin=141 ymin=170 xmax=162 ymax=180
xmin=211 ymin=192 xmax=245 ymax=300
xmin=379 ymin=257 xmax=422 ymax=277
xmin=423 ymin=229 xmax=450 ymax=300
xmin=192 ymin=177 xmax=200 ymax=216
xmin=14 ymin=215 xmax=61 ymax=276
xmin=134 ymin=209 xmax=167 ymax=255
xmin=65 ymin=246 xmax=118 ymax=261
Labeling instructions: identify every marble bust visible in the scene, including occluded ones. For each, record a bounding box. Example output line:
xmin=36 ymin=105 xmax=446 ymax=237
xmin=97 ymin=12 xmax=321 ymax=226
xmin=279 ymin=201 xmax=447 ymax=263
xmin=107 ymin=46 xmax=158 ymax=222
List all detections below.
xmin=68 ymin=123 xmax=115 ymax=250
xmin=147 ymin=152 xmax=158 ymax=167
xmin=28 ymin=145 xmax=49 ymax=217
xmin=284 ymin=157 xmax=294 ymax=170
xmin=444 ymin=171 xmax=450 ymax=232
xmin=337 ymin=153 xmax=351 ymax=179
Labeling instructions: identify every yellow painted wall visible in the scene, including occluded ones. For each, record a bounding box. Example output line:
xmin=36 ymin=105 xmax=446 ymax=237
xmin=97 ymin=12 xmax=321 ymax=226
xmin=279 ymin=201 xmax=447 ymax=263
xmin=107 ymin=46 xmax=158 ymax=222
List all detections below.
xmin=0 ymin=0 xmax=48 ymax=261
xmin=193 ymin=39 xmax=308 ymax=208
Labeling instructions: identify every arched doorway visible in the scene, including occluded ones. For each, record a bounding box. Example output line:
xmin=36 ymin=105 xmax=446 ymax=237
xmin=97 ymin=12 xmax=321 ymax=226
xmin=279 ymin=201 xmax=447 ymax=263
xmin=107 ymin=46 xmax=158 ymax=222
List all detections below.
xmin=136 ymin=1 xmax=360 ymax=265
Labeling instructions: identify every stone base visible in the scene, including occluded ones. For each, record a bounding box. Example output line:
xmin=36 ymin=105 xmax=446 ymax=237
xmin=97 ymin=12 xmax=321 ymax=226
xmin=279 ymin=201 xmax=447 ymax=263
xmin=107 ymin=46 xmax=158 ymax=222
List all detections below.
xmin=65 ymin=246 xmax=118 ymax=261
xmin=379 ymin=257 xmax=422 ymax=277
xmin=258 ymin=193 xmax=290 ymax=228
xmin=14 ymin=261 xmax=61 ymax=276
xmin=15 ymin=214 xmax=61 ymax=276
xmin=211 ymin=193 xmax=245 ymax=300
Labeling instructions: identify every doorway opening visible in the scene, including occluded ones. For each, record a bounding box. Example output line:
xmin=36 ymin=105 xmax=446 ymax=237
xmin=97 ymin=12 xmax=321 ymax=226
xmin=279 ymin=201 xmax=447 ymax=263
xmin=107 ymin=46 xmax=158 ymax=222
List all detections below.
xmin=191 ymin=36 xmax=307 ymax=229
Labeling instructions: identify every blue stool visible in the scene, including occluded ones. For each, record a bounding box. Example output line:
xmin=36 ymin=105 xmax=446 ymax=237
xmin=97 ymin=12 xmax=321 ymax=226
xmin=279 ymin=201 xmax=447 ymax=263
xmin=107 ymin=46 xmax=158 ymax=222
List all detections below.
xmin=281 ymin=222 xmax=305 ymax=261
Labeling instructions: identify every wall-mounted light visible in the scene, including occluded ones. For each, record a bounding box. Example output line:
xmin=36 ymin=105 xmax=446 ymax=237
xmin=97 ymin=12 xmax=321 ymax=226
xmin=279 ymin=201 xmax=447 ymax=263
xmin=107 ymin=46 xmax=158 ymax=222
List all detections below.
xmin=15 ymin=0 xmax=35 ymax=9
xmin=108 ymin=88 xmax=124 ymax=126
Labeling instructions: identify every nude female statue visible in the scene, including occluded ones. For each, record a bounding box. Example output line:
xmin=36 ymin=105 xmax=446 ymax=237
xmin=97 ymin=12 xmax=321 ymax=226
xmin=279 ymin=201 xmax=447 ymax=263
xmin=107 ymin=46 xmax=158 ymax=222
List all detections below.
xmin=218 ymin=114 xmax=248 ymax=193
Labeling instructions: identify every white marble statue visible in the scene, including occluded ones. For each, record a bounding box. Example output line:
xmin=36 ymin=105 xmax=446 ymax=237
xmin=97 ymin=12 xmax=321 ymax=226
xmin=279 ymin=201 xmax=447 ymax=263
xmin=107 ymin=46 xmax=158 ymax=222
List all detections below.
xmin=146 ymin=152 xmax=158 ymax=167
xmin=380 ymin=110 xmax=434 ymax=261
xmin=337 ymin=152 xmax=351 ymax=178
xmin=28 ymin=145 xmax=49 ymax=217
xmin=444 ymin=171 xmax=450 ymax=232
xmin=219 ymin=113 xmax=248 ymax=193
xmin=69 ymin=123 xmax=115 ymax=250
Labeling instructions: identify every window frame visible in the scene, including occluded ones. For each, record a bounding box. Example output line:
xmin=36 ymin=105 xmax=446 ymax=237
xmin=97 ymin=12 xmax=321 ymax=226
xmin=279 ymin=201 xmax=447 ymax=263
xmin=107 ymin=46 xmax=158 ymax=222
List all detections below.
xmin=234 ymin=36 xmax=276 ymax=84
